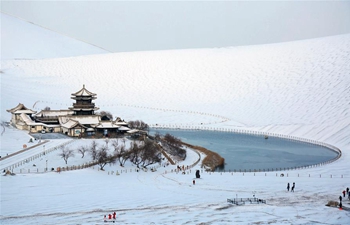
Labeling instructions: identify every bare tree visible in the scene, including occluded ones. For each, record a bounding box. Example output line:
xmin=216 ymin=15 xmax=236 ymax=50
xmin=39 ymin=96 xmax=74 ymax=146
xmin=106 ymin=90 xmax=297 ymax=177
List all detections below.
xmin=154 ymin=132 xmax=161 ymax=142
xmin=160 ymin=133 xmax=186 ymax=160
xmin=96 ymin=145 xmax=117 ymax=170
xmin=111 ymin=139 xmax=119 ymax=149
xmin=128 ymin=139 xmax=161 ymax=168
xmin=129 ymin=142 xmax=143 ymax=168
xmin=140 ymin=139 xmax=161 ymax=167
xmin=163 ymin=133 xmax=182 ymax=148
xmin=58 ymin=146 xmax=75 ymax=164
xmin=97 ymin=111 xmax=113 ymax=121
xmin=104 ymin=138 xmax=109 ymax=147
xmin=118 ymin=145 xmax=130 ymax=167
xmin=89 ymin=140 xmax=98 ymax=160
xmin=112 ymin=140 xmax=124 ymax=166
xmin=77 ymin=146 xmax=88 ymax=158
xmin=128 ymin=120 xmax=149 ymax=131
xmin=113 ymin=142 xmax=129 ymax=167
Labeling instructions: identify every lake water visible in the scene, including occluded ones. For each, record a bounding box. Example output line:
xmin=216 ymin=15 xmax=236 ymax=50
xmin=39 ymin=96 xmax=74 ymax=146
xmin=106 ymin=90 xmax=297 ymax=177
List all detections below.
xmin=151 ymin=129 xmax=339 ymax=171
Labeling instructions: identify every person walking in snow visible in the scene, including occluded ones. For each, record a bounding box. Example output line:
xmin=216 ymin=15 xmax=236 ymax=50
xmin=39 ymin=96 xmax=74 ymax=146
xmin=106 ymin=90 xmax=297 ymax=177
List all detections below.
xmin=339 ymin=195 xmax=342 ymax=202
xmin=287 ymin=183 xmax=290 ymax=192
xmin=108 ymin=214 xmax=112 ymax=220
xmin=291 ymin=182 xmax=295 ymax=192
xmin=113 ymin=212 xmax=116 ymax=219
xmin=342 ymin=190 xmax=346 ymax=197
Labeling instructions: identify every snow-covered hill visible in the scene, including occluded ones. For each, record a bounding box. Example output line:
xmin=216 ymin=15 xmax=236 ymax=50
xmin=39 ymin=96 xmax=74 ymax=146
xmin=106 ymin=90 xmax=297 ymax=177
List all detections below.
xmin=1 ymin=31 xmax=349 ymax=149
xmin=0 ymin=13 xmax=108 ymax=60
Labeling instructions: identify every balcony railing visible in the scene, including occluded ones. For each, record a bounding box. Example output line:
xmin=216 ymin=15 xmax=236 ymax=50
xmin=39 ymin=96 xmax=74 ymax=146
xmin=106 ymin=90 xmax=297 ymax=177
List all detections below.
xmin=72 ymin=103 xmax=95 ymax=108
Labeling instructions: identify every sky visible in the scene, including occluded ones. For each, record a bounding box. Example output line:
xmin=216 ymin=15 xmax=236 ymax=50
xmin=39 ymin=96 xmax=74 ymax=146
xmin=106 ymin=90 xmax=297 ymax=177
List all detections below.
xmin=2 ymin=1 xmax=350 ymax=52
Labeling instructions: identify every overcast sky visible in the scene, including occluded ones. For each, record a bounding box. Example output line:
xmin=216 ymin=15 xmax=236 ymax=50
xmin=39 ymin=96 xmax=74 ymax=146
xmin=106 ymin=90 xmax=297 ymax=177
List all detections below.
xmin=2 ymin=1 xmax=350 ymax=52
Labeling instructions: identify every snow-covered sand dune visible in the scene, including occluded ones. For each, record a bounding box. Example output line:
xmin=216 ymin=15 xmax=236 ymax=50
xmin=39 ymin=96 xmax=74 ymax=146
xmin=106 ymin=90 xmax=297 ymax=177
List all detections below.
xmin=1 ymin=13 xmax=350 ymax=225
xmin=0 ymin=13 xmax=108 ymax=60
xmin=2 ymin=33 xmax=349 ymax=146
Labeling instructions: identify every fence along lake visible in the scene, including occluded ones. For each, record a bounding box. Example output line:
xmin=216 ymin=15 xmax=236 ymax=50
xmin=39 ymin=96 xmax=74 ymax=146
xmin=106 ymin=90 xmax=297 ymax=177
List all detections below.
xmin=151 ymin=129 xmax=339 ymax=171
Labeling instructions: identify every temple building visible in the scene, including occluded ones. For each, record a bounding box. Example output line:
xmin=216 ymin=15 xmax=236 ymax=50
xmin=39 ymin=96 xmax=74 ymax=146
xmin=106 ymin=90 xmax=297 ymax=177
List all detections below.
xmin=7 ymin=85 xmax=131 ymax=138
xmin=69 ymin=85 xmax=99 ymax=115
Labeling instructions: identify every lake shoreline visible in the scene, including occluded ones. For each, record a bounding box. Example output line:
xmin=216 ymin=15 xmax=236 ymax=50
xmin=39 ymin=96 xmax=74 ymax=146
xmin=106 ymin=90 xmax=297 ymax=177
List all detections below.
xmin=182 ymin=142 xmax=225 ymax=171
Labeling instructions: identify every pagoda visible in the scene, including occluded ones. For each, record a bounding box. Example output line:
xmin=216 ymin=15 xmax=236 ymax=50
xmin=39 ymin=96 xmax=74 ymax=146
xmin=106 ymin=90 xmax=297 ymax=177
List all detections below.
xmin=69 ymin=85 xmax=99 ymax=115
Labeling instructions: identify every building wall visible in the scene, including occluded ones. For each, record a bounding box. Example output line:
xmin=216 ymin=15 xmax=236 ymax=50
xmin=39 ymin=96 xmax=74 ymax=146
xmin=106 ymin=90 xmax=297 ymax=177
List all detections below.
xmin=11 ymin=114 xmax=18 ymax=126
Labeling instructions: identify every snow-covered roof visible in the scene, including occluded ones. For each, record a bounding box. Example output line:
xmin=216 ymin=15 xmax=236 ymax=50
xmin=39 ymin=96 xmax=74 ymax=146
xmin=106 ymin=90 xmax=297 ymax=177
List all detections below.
xmin=61 ymin=120 xmax=79 ymax=128
xmin=59 ymin=115 xmax=100 ymax=125
xmin=60 ymin=119 xmax=79 ymax=129
xmin=71 ymin=85 xmax=97 ymax=97
xmin=7 ymin=103 xmax=36 ymax=114
xmin=115 ymin=121 xmax=128 ymax=126
xmin=35 ymin=110 xmax=73 ymax=117
xmin=127 ymin=129 xmax=140 ymax=134
xmin=20 ymin=113 xmax=36 ymax=125
xmin=13 ymin=110 xmax=37 ymax=114
xmin=20 ymin=113 xmax=46 ymax=126
xmin=118 ymin=126 xmax=131 ymax=131
xmin=42 ymin=124 xmax=61 ymax=128
xmin=96 ymin=122 xmax=120 ymax=128
xmin=59 ymin=118 xmax=87 ymax=129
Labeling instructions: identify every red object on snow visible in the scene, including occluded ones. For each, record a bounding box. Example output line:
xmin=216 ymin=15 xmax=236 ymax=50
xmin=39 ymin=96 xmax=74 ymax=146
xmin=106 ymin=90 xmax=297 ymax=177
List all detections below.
xmin=108 ymin=214 xmax=112 ymax=219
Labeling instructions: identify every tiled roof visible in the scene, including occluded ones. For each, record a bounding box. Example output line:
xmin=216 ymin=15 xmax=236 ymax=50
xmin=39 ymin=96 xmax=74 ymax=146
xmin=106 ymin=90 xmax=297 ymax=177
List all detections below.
xmin=36 ymin=110 xmax=73 ymax=117
xmin=96 ymin=122 xmax=120 ymax=128
xmin=71 ymin=85 xmax=97 ymax=97
xmin=7 ymin=103 xmax=36 ymax=114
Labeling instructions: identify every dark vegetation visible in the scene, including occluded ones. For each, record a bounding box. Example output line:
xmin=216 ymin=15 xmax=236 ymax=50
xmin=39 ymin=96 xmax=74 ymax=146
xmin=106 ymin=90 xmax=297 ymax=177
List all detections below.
xmin=97 ymin=111 xmax=113 ymax=121
xmin=128 ymin=120 xmax=149 ymax=131
xmin=84 ymin=137 xmax=162 ymax=170
xmin=156 ymin=133 xmax=186 ymax=161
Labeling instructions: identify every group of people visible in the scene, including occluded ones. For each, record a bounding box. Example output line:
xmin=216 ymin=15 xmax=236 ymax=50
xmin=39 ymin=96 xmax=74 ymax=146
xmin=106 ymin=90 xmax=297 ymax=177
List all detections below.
xmin=177 ymin=165 xmax=190 ymax=175
xmin=339 ymin=187 xmax=350 ymax=209
xmin=286 ymin=182 xmax=295 ymax=192
xmin=104 ymin=212 xmax=116 ymax=222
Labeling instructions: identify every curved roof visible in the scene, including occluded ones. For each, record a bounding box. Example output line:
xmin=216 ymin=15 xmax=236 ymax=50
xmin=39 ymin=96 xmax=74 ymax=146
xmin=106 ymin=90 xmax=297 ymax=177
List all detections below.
xmin=7 ymin=103 xmax=36 ymax=114
xmin=69 ymin=107 xmax=100 ymax=111
xmin=59 ymin=118 xmax=87 ymax=129
xmin=71 ymin=85 xmax=97 ymax=97
xmin=35 ymin=110 xmax=74 ymax=117
xmin=118 ymin=126 xmax=131 ymax=131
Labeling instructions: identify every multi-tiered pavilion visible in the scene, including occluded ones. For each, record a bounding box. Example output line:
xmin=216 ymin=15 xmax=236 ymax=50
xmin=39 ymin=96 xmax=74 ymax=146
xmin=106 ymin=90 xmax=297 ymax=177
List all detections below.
xmin=69 ymin=84 xmax=99 ymax=115
xmin=7 ymin=85 xmax=130 ymax=137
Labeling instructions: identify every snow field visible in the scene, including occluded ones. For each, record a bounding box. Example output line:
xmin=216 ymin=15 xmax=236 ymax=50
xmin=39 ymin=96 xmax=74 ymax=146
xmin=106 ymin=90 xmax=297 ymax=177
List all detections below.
xmin=1 ymin=164 xmax=349 ymax=225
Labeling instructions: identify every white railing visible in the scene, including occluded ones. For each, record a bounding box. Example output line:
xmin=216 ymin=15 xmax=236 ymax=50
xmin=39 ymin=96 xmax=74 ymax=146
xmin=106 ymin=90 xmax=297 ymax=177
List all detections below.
xmin=150 ymin=126 xmax=342 ymax=171
xmin=1 ymin=139 xmax=76 ymax=172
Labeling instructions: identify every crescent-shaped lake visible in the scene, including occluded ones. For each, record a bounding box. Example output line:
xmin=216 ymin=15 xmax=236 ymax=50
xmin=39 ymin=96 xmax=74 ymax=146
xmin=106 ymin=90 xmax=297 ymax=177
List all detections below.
xmin=151 ymin=129 xmax=339 ymax=171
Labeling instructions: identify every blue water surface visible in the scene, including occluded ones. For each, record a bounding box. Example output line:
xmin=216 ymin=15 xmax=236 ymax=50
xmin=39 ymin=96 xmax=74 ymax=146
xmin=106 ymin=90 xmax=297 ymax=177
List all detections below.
xmin=151 ymin=129 xmax=338 ymax=171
